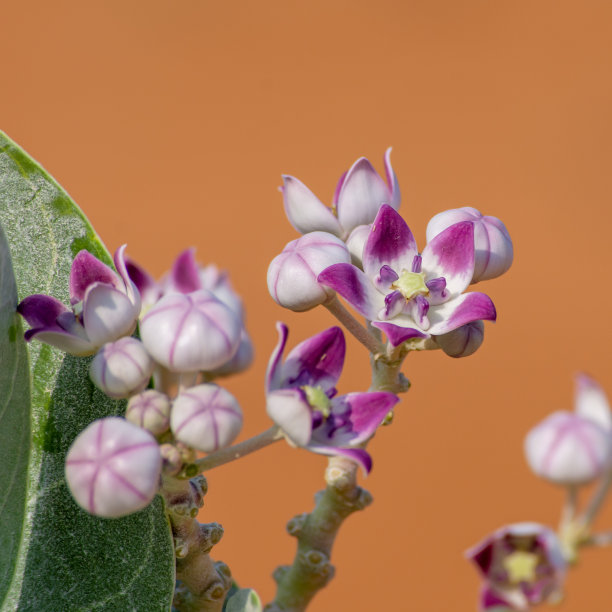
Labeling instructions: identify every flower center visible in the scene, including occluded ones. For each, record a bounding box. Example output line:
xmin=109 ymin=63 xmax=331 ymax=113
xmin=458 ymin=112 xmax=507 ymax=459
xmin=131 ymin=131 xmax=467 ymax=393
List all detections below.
xmin=391 ymin=270 xmax=429 ymax=301
xmin=302 ymin=385 xmax=331 ymax=418
xmin=502 ymin=550 xmax=539 ymax=585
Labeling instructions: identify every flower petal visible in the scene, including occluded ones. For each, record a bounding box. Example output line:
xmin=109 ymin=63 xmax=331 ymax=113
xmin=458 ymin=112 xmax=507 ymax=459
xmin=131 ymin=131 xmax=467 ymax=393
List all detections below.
xmin=82 ymin=283 xmax=139 ymax=346
xmin=17 ymin=294 xmax=71 ymax=330
xmin=383 ymin=147 xmax=401 ymax=210
xmin=266 ymin=322 xmax=289 ymax=392
xmin=336 ymin=157 xmax=392 ymax=234
xmin=304 ymin=444 xmax=373 ymax=475
xmin=371 ymin=321 xmax=428 ymax=346
xmin=330 ymin=392 xmax=399 ymax=445
xmin=421 ymin=221 xmax=475 ymax=297
xmin=318 ymin=263 xmax=384 ymax=320
xmin=266 ymin=388 xmax=313 ymax=447
xmin=126 ymin=257 xmax=161 ymax=307
xmin=70 ymin=250 xmax=121 ymax=304
xmin=283 ymin=326 xmax=346 ymax=391
xmin=363 ymin=205 xmax=418 ymax=279
xmin=281 ymin=175 xmax=342 ymax=236
xmin=575 ymin=373 xmax=612 ymax=431
xmin=168 ymin=248 xmax=202 ymax=294
xmin=427 ymin=293 xmax=496 ymax=336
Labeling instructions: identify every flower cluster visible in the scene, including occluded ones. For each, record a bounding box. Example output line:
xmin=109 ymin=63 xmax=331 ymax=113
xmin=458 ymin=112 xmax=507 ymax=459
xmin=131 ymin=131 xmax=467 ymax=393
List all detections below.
xmin=268 ymin=150 xmax=513 ymax=357
xmin=19 ymin=248 xmax=251 ymax=517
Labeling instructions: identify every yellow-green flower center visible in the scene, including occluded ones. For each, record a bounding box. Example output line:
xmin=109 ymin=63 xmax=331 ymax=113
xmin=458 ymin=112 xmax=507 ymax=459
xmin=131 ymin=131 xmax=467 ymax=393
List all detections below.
xmin=502 ymin=550 xmax=539 ymax=584
xmin=302 ymin=385 xmax=331 ymax=417
xmin=391 ymin=270 xmax=429 ymax=301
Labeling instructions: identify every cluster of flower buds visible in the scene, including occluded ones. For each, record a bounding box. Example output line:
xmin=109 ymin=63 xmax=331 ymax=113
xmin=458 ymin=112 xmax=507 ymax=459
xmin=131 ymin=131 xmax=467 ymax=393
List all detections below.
xmin=267 ymin=150 xmax=513 ymax=357
xmin=19 ymin=247 xmax=251 ymax=518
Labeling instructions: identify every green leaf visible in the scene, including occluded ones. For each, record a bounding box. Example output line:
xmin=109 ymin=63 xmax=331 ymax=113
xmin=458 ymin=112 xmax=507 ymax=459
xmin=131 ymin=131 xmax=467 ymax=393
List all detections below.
xmin=225 ymin=589 xmax=263 ymax=612
xmin=0 ymin=132 xmax=175 ymax=611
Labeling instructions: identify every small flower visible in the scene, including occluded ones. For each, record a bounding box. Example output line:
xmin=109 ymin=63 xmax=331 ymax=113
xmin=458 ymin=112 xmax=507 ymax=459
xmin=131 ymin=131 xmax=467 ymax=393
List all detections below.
xmin=267 ymin=232 xmax=350 ymax=312
xmin=140 ymin=290 xmax=242 ymax=372
xmin=89 ymin=337 xmax=154 ymax=399
xmin=126 ymin=389 xmax=171 ymax=436
xmin=171 ymin=384 xmax=243 ymax=452
xmin=265 ymin=323 xmax=399 ymax=473
xmin=467 ymin=523 xmax=566 ymax=611
xmin=18 ymin=246 xmax=140 ymax=356
xmin=426 ymin=207 xmax=513 ymax=283
xmin=318 ymin=205 xmax=496 ymax=347
xmin=281 ymin=149 xmax=400 ymax=239
xmin=435 ymin=320 xmax=484 ymax=358
xmin=65 ymin=417 xmax=161 ymax=518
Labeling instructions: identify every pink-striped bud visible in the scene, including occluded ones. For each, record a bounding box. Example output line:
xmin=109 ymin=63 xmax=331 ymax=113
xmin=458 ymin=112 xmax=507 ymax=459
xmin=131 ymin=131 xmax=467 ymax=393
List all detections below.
xmin=435 ymin=320 xmax=484 ymax=358
xmin=267 ymin=232 xmax=350 ymax=311
xmin=89 ymin=337 xmax=154 ymax=399
xmin=171 ymin=384 xmax=243 ymax=452
xmin=126 ymin=389 xmax=171 ymax=435
xmin=524 ymin=411 xmax=612 ymax=485
xmin=65 ymin=417 xmax=161 ymax=518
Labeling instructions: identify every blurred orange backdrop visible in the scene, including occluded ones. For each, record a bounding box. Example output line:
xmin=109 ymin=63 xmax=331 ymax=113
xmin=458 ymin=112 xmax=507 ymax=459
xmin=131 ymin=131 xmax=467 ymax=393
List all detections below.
xmin=3 ymin=1 xmax=612 ymax=610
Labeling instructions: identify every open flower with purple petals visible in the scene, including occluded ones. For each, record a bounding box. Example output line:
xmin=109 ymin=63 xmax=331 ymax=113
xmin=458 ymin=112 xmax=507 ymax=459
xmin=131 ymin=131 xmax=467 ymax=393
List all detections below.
xmin=18 ymin=246 xmax=140 ymax=356
xmin=266 ymin=323 xmax=399 ymax=473
xmin=318 ymin=205 xmax=497 ymax=347
xmin=467 ymin=523 xmax=566 ymax=611
xmin=281 ymin=148 xmax=400 ymax=240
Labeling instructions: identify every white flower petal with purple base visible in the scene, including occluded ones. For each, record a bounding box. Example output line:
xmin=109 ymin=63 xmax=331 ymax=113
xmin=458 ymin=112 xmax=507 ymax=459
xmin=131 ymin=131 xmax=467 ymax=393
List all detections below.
xmin=337 ymin=156 xmax=395 ymax=234
xmin=421 ymin=221 xmax=475 ymax=297
xmin=70 ymin=250 xmax=121 ymax=304
xmin=371 ymin=321 xmax=428 ymax=347
xmin=266 ymin=322 xmax=290 ymax=392
xmin=113 ymin=245 xmax=140 ymax=308
xmin=82 ymin=283 xmax=139 ymax=346
xmin=362 ymin=205 xmax=418 ymax=280
xmin=125 ymin=258 xmax=161 ymax=308
xmin=305 ymin=444 xmax=373 ymax=475
xmin=575 ymin=373 xmax=612 ymax=431
xmin=383 ymin=147 xmax=401 ymax=210
xmin=283 ymin=326 xmax=345 ymax=392
xmin=426 ymin=292 xmax=496 ymax=336
xmin=317 ymin=263 xmax=384 ymax=320
xmin=65 ymin=417 xmax=161 ymax=518
xmin=266 ymin=388 xmax=313 ymax=447
xmin=281 ymin=175 xmax=342 ymax=236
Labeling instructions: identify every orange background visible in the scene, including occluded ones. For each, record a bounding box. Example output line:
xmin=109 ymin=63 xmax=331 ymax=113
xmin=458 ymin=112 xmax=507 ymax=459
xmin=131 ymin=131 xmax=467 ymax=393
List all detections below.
xmin=3 ymin=1 xmax=612 ymax=610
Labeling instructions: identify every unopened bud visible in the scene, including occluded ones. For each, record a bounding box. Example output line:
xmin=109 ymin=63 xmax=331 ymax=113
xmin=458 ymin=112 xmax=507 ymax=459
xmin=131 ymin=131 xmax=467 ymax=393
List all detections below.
xmin=89 ymin=337 xmax=154 ymax=399
xmin=126 ymin=389 xmax=171 ymax=435
xmin=345 ymin=224 xmax=370 ymax=268
xmin=435 ymin=320 xmax=484 ymax=358
xmin=171 ymin=384 xmax=243 ymax=452
xmin=140 ymin=290 xmax=241 ymax=372
xmin=65 ymin=417 xmax=161 ymax=517
xmin=267 ymin=231 xmax=350 ymax=311
xmin=524 ymin=411 xmax=612 ymax=485
xmin=426 ymin=207 xmax=513 ymax=283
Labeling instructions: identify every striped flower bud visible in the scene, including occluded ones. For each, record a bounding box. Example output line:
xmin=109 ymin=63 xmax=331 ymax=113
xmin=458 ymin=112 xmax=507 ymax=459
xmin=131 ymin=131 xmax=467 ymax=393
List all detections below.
xmin=126 ymin=389 xmax=171 ymax=435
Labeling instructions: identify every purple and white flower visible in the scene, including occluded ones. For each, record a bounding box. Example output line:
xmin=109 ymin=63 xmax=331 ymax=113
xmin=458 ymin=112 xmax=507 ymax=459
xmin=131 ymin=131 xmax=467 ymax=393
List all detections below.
xmin=467 ymin=523 xmax=566 ymax=611
xmin=18 ymin=246 xmax=141 ymax=356
xmin=266 ymin=323 xmax=399 ymax=473
xmin=281 ymin=149 xmax=400 ymax=240
xmin=426 ymin=207 xmax=513 ymax=283
xmin=318 ymin=205 xmax=497 ymax=347
xmin=267 ymin=232 xmax=350 ymax=312
xmin=65 ymin=417 xmax=161 ymax=518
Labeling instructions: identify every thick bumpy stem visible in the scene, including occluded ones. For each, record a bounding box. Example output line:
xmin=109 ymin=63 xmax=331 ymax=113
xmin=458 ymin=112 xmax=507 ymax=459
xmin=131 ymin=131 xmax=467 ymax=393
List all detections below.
xmin=266 ymin=456 xmax=372 ymax=612
xmin=162 ymin=475 xmax=232 ymax=612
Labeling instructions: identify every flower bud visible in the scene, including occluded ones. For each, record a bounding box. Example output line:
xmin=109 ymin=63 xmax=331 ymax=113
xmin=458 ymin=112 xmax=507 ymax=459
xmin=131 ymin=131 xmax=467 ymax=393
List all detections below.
xmin=524 ymin=411 xmax=612 ymax=485
xmin=207 ymin=329 xmax=254 ymax=377
xmin=345 ymin=224 xmax=370 ymax=268
xmin=126 ymin=389 xmax=171 ymax=435
xmin=89 ymin=337 xmax=154 ymax=399
xmin=65 ymin=417 xmax=161 ymax=518
xmin=171 ymin=384 xmax=243 ymax=452
xmin=267 ymin=231 xmax=350 ymax=311
xmin=426 ymin=207 xmax=513 ymax=283
xmin=140 ymin=290 xmax=241 ymax=372
xmin=435 ymin=320 xmax=484 ymax=358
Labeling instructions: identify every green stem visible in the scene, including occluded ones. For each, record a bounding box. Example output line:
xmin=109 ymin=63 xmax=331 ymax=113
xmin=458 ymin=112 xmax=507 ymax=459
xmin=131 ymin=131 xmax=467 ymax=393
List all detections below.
xmin=579 ymin=466 xmax=612 ymax=527
xmin=194 ymin=426 xmax=283 ymax=473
